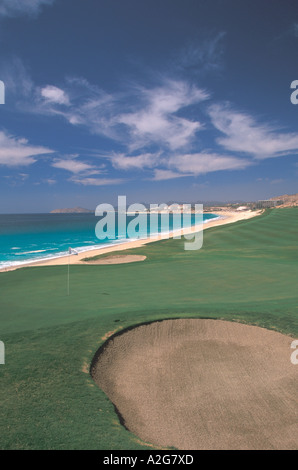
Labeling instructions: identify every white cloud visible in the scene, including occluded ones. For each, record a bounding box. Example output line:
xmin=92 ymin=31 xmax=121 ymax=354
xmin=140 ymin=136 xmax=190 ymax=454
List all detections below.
xmin=0 ymin=131 xmax=54 ymax=166
xmin=19 ymin=173 xmax=29 ymax=181
xmin=6 ymin=61 xmax=211 ymax=158
xmin=9 ymin=60 xmax=296 ymax=184
xmin=0 ymin=0 xmax=55 ymax=17
xmin=43 ymin=178 xmax=56 ymax=185
xmin=52 ymin=154 xmax=126 ymax=186
xmin=152 ymin=169 xmax=191 ymax=181
xmin=52 ymin=158 xmax=96 ymax=174
xmin=109 ymin=149 xmax=250 ymax=178
xmin=110 ymin=152 xmax=160 ymax=170
xmin=209 ymin=104 xmax=298 ymax=158
xmin=70 ymin=176 xmax=124 ymax=186
xmin=41 ymin=86 xmax=70 ymax=106
xmin=34 ymin=77 xmax=116 ymax=138
xmin=23 ymin=74 xmax=208 ymax=152
xmin=51 ymin=154 xmax=124 ymax=185
xmin=168 ymin=152 xmax=252 ymax=175
xmin=117 ymin=80 xmax=208 ymax=150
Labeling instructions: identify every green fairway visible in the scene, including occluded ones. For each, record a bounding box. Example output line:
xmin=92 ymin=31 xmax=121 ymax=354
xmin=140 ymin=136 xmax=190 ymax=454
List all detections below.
xmin=0 ymin=208 xmax=297 ymax=449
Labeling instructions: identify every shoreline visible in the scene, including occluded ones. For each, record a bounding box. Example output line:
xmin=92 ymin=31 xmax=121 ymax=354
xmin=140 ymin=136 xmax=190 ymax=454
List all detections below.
xmin=0 ymin=210 xmax=262 ymax=272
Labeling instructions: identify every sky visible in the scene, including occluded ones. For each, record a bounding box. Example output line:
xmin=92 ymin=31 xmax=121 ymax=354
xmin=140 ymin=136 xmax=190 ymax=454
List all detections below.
xmin=0 ymin=0 xmax=298 ymax=213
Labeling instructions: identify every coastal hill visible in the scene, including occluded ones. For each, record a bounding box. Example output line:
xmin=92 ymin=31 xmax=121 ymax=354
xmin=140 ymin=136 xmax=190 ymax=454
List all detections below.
xmin=49 ymin=195 xmax=298 ymax=213
xmin=50 ymin=207 xmax=93 ymax=214
xmin=270 ymin=193 xmax=298 ymax=207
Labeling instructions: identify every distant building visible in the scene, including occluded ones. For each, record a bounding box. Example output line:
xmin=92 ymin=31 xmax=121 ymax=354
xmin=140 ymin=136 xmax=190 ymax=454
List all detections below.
xmin=255 ymin=200 xmax=279 ymax=209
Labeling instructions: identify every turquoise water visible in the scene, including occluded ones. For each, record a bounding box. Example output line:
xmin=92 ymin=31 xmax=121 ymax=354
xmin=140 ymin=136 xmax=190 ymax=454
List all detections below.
xmin=0 ymin=212 xmax=219 ymax=269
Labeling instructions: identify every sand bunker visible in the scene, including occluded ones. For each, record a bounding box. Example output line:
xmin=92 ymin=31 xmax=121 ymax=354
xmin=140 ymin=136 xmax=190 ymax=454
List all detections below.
xmin=91 ymin=319 xmax=298 ymax=450
xmin=83 ymin=255 xmax=146 ymax=265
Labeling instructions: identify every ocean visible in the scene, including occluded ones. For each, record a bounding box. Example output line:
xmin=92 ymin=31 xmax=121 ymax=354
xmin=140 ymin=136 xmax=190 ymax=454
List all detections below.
xmin=0 ymin=212 xmax=219 ymax=269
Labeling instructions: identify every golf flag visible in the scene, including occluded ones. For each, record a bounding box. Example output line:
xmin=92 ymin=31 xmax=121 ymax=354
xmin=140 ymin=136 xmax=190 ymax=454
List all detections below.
xmin=67 ymin=247 xmax=78 ymax=296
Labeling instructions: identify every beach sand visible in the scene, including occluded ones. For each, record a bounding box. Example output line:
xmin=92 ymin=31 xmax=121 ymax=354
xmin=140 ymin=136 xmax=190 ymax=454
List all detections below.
xmin=83 ymin=254 xmax=147 ymax=265
xmin=0 ymin=210 xmax=262 ymax=272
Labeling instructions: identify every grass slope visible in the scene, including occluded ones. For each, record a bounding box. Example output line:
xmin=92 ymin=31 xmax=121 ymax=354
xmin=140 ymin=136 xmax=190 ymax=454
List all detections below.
xmin=0 ymin=208 xmax=297 ymax=449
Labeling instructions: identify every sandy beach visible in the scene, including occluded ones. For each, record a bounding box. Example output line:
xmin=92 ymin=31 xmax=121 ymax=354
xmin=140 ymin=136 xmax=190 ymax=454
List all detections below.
xmin=0 ymin=210 xmax=262 ymax=272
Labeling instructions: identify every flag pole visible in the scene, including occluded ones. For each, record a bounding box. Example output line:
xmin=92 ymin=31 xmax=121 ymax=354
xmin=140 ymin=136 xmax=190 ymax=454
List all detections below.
xmin=67 ymin=247 xmax=70 ymax=296
xmin=67 ymin=247 xmax=78 ymax=296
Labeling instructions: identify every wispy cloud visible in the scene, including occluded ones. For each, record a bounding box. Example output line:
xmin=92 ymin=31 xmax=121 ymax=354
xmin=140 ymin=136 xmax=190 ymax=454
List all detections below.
xmin=209 ymin=104 xmax=298 ymax=159
xmin=5 ymin=58 xmax=297 ymax=186
xmin=151 ymin=169 xmax=192 ymax=181
xmin=20 ymin=73 xmax=209 ymax=152
xmin=52 ymin=157 xmax=98 ymax=175
xmin=116 ymin=80 xmax=208 ymax=151
xmin=110 ymin=152 xmax=160 ymax=170
xmin=174 ymin=32 xmax=226 ymax=75
xmin=109 ymin=150 xmax=251 ymax=179
xmin=2 ymin=172 xmax=30 ymax=186
xmin=168 ymin=152 xmax=252 ymax=175
xmin=43 ymin=178 xmax=56 ymax=185
xmin=41 ymin=86 xmax=70 ymax=106
xmin=0 ymin=0 xmax=55 ymax=18
xmin=70 ymin=176 xmax=125 ymax=186
xmin=51 ymin=155 xmax=123 ymax=186
xmin=0 ymin=57 xmax=34 ymax=98
xmin=19 ymin=173 xmax=29 ymax=181
xmin=0 ymin=130 xmax=54 ymax=166
xmin=35 ymin=77 xmax=117 ymax=138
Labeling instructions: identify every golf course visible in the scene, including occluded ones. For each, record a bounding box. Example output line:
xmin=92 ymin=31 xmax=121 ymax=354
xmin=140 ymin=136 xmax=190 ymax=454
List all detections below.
xmin=0 ymin=208 xmax=297 ymax=450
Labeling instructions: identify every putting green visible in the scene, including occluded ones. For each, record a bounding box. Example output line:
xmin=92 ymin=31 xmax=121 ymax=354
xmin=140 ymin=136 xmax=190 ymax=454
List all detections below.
xmin=0 ymin=208 xmax=297 ymax=449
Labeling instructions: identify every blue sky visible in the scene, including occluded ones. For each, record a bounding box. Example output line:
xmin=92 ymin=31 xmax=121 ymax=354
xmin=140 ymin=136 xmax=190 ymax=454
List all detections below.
xmin=0 ymin=0 xmax=298 ymax=212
